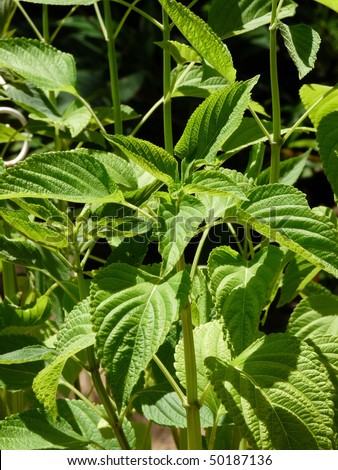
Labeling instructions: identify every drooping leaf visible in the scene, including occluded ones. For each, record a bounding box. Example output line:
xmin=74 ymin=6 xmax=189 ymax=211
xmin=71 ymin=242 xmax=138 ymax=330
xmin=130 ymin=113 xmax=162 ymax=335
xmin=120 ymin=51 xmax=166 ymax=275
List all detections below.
xmin=278 ymin=254 xmax=320 ymax=307
xmin=0 ymin=150 xmax=123 ymax=203
xmin=0 ymin=335 xmax=47 ymax=391
xmin=209 ymin=0 xmax=297 ymax=39
xmin=0 ymin=295 xmax=52 ymax=330
xmin=175 ymin=321 xmax=230 ymax=415
xmin=0 ymin=235 xmax=44 ymax=269
xmin=90 ymin=264 xmax=190 ymax=409
xmin=279 ymin=22 xmax=321 ymax=79
xmin=0 ymin=208 xmax=69 ymax=248
xmin=0 ymin=345 xmax=54 ymax=364
xmin=222 ymin=117 xmax=272 ymax=159
xmin=184 ymin=169 xmax=247 ymax=199
xmin=175 ymin=78 xmax=258 ymax=164
xmin=317 ymin=111 xmax=338 ymax=198
xmin=0 ymin=38 xmax=77 ymax=94
xmin=287 ymin=294 xmax=338 ymax=340
xmin=159 ymin=0 xmax=236 ymax=82
xmin=155 ymin=40 xmax=201 ymax=64
xmin=208 ymin=245 xmax=285 ymax=356
xmin=157 ymin=193 xmax=205 ymax=275
xmin=300 ymin=83 xmax=338 ymax=128
xmin=134 ymin=384 xmax=213 ymax=428
xmin=237 ymin=184 xmax=338 ymax=278
xmin=0 ymin=399 xmax=127 ymax=450
xmin=171 ymin=64 xmax=228 ymax=99
xmin=33 ymin=299 xmax=95 ymax=420
xmin=206 ymin=334 xmax=335 ymax=449
xmin=104 ymin=134 xmax=178 ymax=186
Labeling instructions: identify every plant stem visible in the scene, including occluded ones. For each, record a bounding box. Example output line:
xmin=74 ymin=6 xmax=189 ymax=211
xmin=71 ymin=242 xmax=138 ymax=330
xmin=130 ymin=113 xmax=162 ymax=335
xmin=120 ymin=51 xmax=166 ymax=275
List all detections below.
xmin=181 ymin=301 xmax=202 ymax=450
xmin=152 ymin=354 xmax=186 ymax=404
xmin=114 ymin=0 xmax=140 ymax=40
xmin=0 ymin=223 xmax=17 ymax=300
xmin=113 ymin=0 xmax=163 ymax=30
xmin=269 ymin=0 xmax=282 ymax=184
xmin=102 ymin=0 xmax=123 ymax=135
xmin=162 ymin=8 xmax=174 ymax=155
xmin=42 ymin=5 xmax=50 ymax=43
xmin=50 ymin=6 xmax=78 ymax=43
xmin=13 ymin=0 xmax=44 ymax=41
xmin=190 ymin=227 xmax=209 ymax=282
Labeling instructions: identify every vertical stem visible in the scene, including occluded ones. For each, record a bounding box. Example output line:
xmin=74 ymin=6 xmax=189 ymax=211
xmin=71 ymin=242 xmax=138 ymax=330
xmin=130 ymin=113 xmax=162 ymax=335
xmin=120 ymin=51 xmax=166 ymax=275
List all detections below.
xmin=162 ymin=9 xmax=174 ymax=155
xmin=103 ymin=0 xmax=123 ymax=135
xmin=176 ymin=255 xmax=202 ymax=450
xmin=42 ymin=5 xmax=50 ymax=43
xmin=1 ymin=222 xmax=17 ymax=300
xmin=269 ymin=0 xmax=282 ymax=184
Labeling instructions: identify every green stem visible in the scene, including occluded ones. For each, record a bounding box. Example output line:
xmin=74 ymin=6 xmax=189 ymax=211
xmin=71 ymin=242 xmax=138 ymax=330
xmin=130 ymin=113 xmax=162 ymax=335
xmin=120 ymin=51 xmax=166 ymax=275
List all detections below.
xmin=248 ymin=104 xmax=272 ymax=143
xmin=131 ymin=96 xmax=164 ymax=136
xmin=102 ymin=0 xmax=123 ymax=135
xmin=42 ymin=5 xmax=50 ymax=43
xmin=269 ymin=0 xmax=282 ymax=184
xmin=13 ymin=0 xmax=43 ymax=41
xmin=113 ymin=0 xmax=163 ymax=30
xmin=0 ymin=222 xmax=17 ymax=300
xmin=190 ymin=227 xmax=209 ymax=282
xmin=77 ymin=95 xmax=106 ymax=133
xmin=114 ymin=0 xmax=140 ymax=40
xmin=152 ymin=354 xmax=186 ymax=404
xmin=162 ymin=9 xmax=174 ymax=155
xmin=50 ymin=6 xmax=78 ymax=43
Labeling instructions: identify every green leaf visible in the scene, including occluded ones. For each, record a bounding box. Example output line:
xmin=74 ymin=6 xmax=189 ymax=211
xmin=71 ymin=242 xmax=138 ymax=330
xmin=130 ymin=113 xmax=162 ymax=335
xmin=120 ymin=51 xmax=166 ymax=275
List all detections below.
xmin=0 ymin=399 xmax=126 ymax=450
xmin=278 ymin=254 xmax=319 ymax=307
xmin=135 ymin=385 xmax=213 ymax=428
xmin=0 ymin=38 xmax=77 ymax=94
xmin=0 ymin=335 xmax=47 ymax=390
xmin=33 ymin=299 xmax=95 ymax=420
xmin=104 ymin=134 xmax=178 ymax=186
xmin=209 ymin=0 xmax=297 ymax=39
xmin=206 ymin=334 xmax=335 ymax=449
xmin=0 ymin=208 xmax=69 ymax=248
xmin=90 ymin=265 xmax=190 ymax=409
xmin=155 ymin=40 xmax=201 ymax=64
xmin=90 ymin=150 xmax=138 ymax=191
xmin=191 ymin=266 xmax=213 ymax=326
xmin=279 ymin=22 xmax=321 ymax=79
xmin=317 ymin=111 xmax=338 ymax=198
xmin=314 ymin=0 xmax=338 ymax=13
xmin=60 ymin=100 xmax=91 ymax=137
xmin=159 ymin=0 xmax=236 ymax=82
xmin=184 ymin=169 xmax=247 ymax=200
xmin=287 ymin=294 xmax=338 ymax=340
xmin=0 ymin=235 xmax=44 ymax=269
xmin=238 ymin=184 xmax=338 ymax=278
xmin=175 ymin=321 xmax=230 ymax=415
xmin=0 ymin=149 xmax=123 ymax=203
xmin=300 ymin=83 xmax=338 ymax=128
xmin=175 ymin=78 xmax=258 ymax=164
xmin=257 ymin=151 xmax=310 ymax=186
xmin=0 ymin=345 xmax=54 ymax=364
xmin=208 ymin=246 xmax=285 ymax=356
xmin=157 ymin=194 xmax=205 ymax=275
xmin=0 ymin=123 xmax=29 ymax=144
xmin=0 ymin=295 xmax=52 ymax=330
xmin=171 ymin=64 xmax=229 ymax=99
xmin=222 ymin=117 xmax=272 ymax=159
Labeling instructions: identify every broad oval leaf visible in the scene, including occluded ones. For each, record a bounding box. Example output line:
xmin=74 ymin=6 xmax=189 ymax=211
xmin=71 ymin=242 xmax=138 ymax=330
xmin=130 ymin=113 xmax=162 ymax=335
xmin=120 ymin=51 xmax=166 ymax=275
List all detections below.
xmin=206 ymin=334 xmax=335 ymax=449
xmin=90 ymin=265 xmax=190 ymax=409
xmin=287 ymin=294 xmax=338 ymax=340
xmin=104 ymin=134 xmax=178 ymax=187
xmin=0 ymin=149 xmax=122 ymax=203
xmin=279 ymin=22 xmax=321 ymax=79
xmin=0 ymin=38 xmax=77 ymax=94
xmin=208 ymin=245 xmax=285 ymax=356
xmin=317 ymin=111 xmax=338 ymax=198
xmin=300 ymin=83 xmax=338 ymax=128
xmin=175 ymin=78 xmax=258 ymax=164
xmin=33 ymin=299 xmax=95 ymax=420
xmin=159 ymin=0 xmax=236 ymax=82
xmin=238 ymin=184 xmax=338 ymax=278
xmin=0 ymin=399 xmax=127 ymax=450
xmin=209 ymin=0 xmax=297 ymax=39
